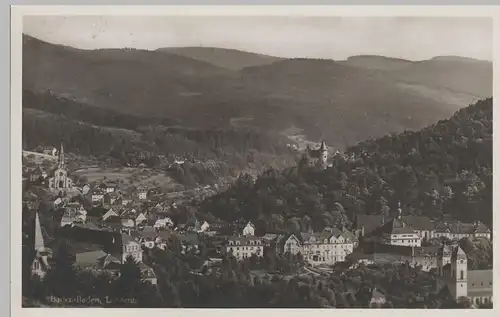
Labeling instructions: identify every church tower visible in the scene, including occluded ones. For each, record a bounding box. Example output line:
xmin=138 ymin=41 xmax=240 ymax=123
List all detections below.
xmin=48 ymin=142 xmax=73 ymax=192
xmin=57 ymin=142 xmax=65 ymax=169
xmin=451 ymin=246 xmax=468 ymax=299
xmin=31 ymin=212 xmax=51 ymax=277
xmin=34 ymin=212 xmax=45 ymax=252
xmin=319 ymin=141 xmax=328 ymax=168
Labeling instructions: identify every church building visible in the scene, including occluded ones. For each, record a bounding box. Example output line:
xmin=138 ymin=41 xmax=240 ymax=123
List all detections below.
xmin=436 ymin=244 xmax=493 ymax=306
xmin=47 ymin=143 xmax=73 ymax=193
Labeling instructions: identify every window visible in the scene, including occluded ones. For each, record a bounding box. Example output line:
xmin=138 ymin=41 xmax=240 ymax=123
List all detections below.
xmin=460 ymin=270 xmax=464 ymax=280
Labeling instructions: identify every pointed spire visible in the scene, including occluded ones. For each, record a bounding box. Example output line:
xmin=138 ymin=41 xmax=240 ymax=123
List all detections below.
xmin=58 ymin=142 xmax=65 ymax=168
xmin=397 ymin=201 xmax=402 ymax=219
xmin=320 ymin=141 xmax=326 ymax=151
xmin=34 ymin=212 xmax=45 ymax=252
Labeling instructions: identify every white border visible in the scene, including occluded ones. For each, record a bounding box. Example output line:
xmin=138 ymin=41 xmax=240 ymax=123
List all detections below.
xmin=10 ymin=5 xmax=500 ymax=317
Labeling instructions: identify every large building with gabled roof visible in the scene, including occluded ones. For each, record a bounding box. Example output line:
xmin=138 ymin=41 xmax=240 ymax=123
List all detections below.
xmin=436 ymin=244 xmax=492 ymax=305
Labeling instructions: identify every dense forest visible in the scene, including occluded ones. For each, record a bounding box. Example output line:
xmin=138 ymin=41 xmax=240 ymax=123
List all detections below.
xmin=22 ymin=90 xmax=299 ymax=186
xmin=200 ymin=98 xmax=493 ymax=232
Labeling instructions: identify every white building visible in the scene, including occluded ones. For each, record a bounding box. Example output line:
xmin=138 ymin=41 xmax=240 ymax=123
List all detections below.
xmin=138 ymin=189 xmax=148 ymax=200
xmin=242 ymin=221 xmax=255 ymax=236
xmin=121 ymin=234 xmax=143 ymax=263
xmin=154 ymin=217 xmax=174 ymax=230
xmin=299 ymin=230 xmax=355 ymax=266
xmin=226 ymin=236 xmax=263 ymax=260
xmin=198 ymin=221 xmax=210 ymax=233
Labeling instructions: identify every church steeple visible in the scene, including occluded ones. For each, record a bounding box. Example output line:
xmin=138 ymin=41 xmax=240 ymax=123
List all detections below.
xmin=319 ymin=141 xmax=328 ymax=168
xmin=319 ymin=141 xmax=326 ymax=151
xmin=58 ymin=143 xmax=65 ymax=169
xmin=34 ymin=212 xmax=45 ymax=252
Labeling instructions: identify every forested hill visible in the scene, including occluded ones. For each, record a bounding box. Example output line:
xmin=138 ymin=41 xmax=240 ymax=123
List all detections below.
xmin=200 ymin=98 xmax=492 ymax=232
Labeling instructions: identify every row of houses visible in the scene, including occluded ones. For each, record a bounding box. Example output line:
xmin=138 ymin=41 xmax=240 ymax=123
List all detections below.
xmin=354 ymin=210 xmax=491 ymax=246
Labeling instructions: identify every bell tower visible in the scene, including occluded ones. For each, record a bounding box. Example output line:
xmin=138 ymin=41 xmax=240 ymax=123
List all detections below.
xmin=452 ymin=246 xmax=468 ymax=299
xmin=57 ymin=143 xmax=65 ymax=169
xmin=319 ymin=141 xmax=328 ymax=168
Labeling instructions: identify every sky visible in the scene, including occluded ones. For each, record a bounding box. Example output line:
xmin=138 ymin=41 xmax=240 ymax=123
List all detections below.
xmin=23 ymin=16 xmax=493 ymax=61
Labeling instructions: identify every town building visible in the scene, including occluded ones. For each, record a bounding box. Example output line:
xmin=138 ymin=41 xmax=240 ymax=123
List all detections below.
xmin=277 ymin=233 xmax=302 ymax=255
xmin=434 ymin=221 xmax=491 ymax=241
xmin=299 ymin=229 xmax=355 ymax=266
xmin=138 ymin=188 xmax=148 ymax=200
xmin=226 ymin=236 xmax=263 ymax=260
xmin=120 ymin=234 xmax=143 ymax=264
xmin=90 ymin=189 xmax=106 ymax=204
xmin=355 ymin=211 xmax=491 ymax=243
xmin=242 ymin=221 xmax=255 ymax=236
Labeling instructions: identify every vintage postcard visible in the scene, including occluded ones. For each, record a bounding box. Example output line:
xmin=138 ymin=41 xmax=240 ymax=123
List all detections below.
xmin=10 ymin=5 xmax=499 ymax=316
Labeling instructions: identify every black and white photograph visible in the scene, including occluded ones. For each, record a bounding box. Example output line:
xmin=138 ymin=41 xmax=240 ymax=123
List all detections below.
xmin=16 ymin=7 xmax=494 ymax=310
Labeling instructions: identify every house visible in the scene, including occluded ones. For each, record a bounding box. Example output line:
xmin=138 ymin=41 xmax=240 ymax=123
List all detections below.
xmin=135 ymin=213 xmax=148 ymax=226
xmin=102 ymin=208 xmax=119 ymax=222
xmin=103 ymin=192 xmax=121 ymax=206
xmin=82 ymin=184 xmax=91 ymax=195
xmin=121 ymin=217 xmax=135 ymax=228
xmin=226 ymin=236 xmax=263 ymax=260
xmin=436 ymin=244 xmax=493 ymax=304
xmin=198 ymin=221 xmax=210 ymax=233
xmin=120 ymin=234 xmax=143 ymax=264
xmin=368 ymin=216 xmax=422 ymax=247
xmin=300 ymin=229 xmax=355 ymax=266
xmin=153 ymin=217 xmax=174 ymax=230
xmin=99 ymin=183 xmax=116 ymax=194
xmin=41 ymin=146 xmax=58 ymax=156
xmin=29 ymin=167 xmax=44 ymax=183
xmin=261 ymin=233 xmax=279 ymax=248
xmin=276 ymin=233 xmax=302 ymax=255
xmin=242 ymin=221 xmax=255 ymax=236
xmin=59 ymin=207 xmax=85 ymax=227
xmin=53 ymin=197 xmax=63 ymax=208
xmin=369 ymin=288 xmax=387 ymax=308
xmin=179 ymin=233 xmax=200 ymax=255
xmin=121 ymin=199 xmax=132 ymax=206
xmin=90 ymin=189 xmax=106 ymax=204
xmin=138 ymin=188 xmax=148 ymax=200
